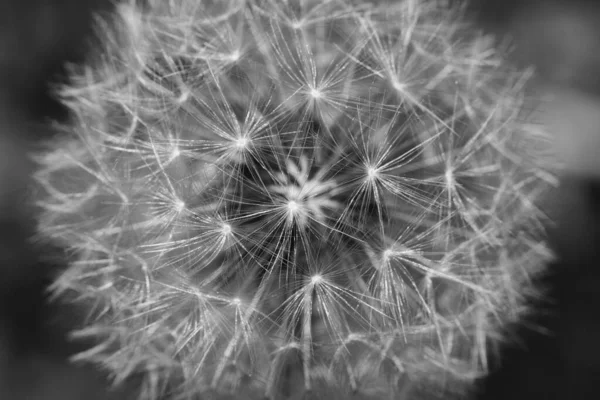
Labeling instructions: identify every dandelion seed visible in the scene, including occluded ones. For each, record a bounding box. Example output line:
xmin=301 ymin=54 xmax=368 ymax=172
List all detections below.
xmin=310 ymin=274 xmax=323 ymax=285
xmin=392 ymin=79 xmax=406 ymax=93
xmin=174 ymin=199 xmax=185 ymax=213
xmin=382 ymin=248 xmax=394 ymax=261
xmin=234 ymin=137 xmax=249 ymax=149
xmin=310 ymin=88 xmax=322 ymax=99
xmin=221 ymin=223 xmax=232 ymax=236
xmin=228 ymin=50 xmax=241 ymax=62
xmin=176 ymin=90 xmax=190 ymax=104
xmin=366 ymin=166 xmax=379 ymax=180
xmin=445 ymin=166 xmax=454 ymax=186
xmin=291 ymin=20 xmax=304 ymax=30
xmin=287 ymin=200 xmax=299 ymax=213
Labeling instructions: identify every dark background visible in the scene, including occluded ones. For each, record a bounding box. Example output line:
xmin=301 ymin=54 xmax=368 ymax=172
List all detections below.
xmin=0 ymin=0 xmax=598 ymax=398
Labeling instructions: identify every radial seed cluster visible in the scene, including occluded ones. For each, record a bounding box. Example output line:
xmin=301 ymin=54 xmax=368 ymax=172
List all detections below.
xmin=34 ymin=0 xmax=553 ymax=399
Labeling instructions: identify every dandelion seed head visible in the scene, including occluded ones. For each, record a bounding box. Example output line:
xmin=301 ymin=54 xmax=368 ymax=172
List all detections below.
xmin=34 ymin=1 xmax=555 ymax=399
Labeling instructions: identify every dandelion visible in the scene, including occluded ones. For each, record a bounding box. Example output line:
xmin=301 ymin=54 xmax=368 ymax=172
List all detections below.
xmin=33 ymin=0 xmax=555 ymax=399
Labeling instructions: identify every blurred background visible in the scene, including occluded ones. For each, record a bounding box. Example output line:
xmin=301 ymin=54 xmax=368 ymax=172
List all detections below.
xmin=0 ymin=1 xmax=122 ymax=398
xmin=0 ymin=0 xmax=599 ymax=398
xmin=473 ymin=1 xmax=600 ymax=399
